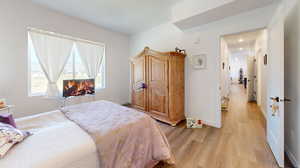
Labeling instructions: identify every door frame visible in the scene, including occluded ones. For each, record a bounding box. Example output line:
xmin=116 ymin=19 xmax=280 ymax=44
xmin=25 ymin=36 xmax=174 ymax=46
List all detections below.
xmin=218 ymin=27 xmax=267 ymax=127
xmin=218 ymin=24 xmax=285 ymax=167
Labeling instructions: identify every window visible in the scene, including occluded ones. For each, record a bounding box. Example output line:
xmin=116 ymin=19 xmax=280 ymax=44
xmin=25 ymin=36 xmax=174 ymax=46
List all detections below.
xmin=28 ymin=32 xmax=105 ymax=96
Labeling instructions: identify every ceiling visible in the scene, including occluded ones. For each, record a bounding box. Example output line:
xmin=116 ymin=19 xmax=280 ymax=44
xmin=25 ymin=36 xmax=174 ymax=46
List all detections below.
xmin=30 ymin=0 xmax=278 ymax=35
xmin=223 ymin=30 xmax=263 ymax=53
xmin=30 ymin=0 xmax=181 ymax=34
xmin=174 ymin=0 xmax=280 ymax=30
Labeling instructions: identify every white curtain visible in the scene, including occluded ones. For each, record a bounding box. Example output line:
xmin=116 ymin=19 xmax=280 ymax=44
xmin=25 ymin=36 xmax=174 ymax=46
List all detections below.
xmin=29 ymin=31 xmax=74 ymax=97
xmin=76 ymin=42 xmax=104 ymax=78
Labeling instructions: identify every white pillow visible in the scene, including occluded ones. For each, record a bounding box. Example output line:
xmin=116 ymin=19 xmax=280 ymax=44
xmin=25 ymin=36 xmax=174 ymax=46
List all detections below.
xmin=0 ymin=123 xmax=31 ymax=158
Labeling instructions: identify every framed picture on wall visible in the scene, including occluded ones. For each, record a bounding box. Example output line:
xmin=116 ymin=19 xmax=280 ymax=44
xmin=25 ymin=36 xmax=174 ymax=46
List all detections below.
xmin=190 ymin=54 xmax=207 ymax=69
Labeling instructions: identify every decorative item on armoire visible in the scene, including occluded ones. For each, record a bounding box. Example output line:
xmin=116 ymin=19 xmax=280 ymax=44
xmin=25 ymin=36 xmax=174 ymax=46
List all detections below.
xmin=175 ymin=47 xmax=186 ymax=54
xmin=131 ymin=47 xmax=186 ymax=126
xmin=190 ymin=54 xmax=207 ymax=69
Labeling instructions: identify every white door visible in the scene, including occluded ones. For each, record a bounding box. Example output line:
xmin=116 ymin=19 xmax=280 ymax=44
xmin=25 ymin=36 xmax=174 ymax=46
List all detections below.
xmin=247 ymin=56 xmax=255 ymax=101
xmin=267 ymin=17 xmax=285 ymax=167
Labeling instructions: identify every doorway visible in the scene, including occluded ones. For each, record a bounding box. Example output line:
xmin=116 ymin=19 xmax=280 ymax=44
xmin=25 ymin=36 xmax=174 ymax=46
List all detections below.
xmin=220 ymin=29 xmax=267 ymax=108
xmin=219 ymin=22 xmax=286 ymax=167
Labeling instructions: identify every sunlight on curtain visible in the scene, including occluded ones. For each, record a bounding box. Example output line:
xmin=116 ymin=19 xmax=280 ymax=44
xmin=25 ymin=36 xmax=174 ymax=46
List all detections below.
xmin=29 ymin=31 xmax=74 ymax=97
xmin=76 ymin=42 xmax=104 ymax=78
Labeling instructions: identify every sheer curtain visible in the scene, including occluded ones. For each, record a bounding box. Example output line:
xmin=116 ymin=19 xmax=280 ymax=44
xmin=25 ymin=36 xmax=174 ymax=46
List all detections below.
xmin=76 ymin=42 xmax=104 ymax=78
xmin=29 ymin=31 xmax=74 ymax=97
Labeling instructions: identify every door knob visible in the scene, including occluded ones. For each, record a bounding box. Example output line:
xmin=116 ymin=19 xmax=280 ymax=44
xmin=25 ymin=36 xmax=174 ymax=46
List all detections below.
xmin=142 ymin=83 xmax=147 ymax=89
xmin=270 ymin=97 xmax=291 ymax=103
xmin=280 ymin=98 xmax=291 ymax=102
xmin=134 ymin=82 xmax=147 ymax=92
xmin=270 ymin=97 xmax=280 ymax=102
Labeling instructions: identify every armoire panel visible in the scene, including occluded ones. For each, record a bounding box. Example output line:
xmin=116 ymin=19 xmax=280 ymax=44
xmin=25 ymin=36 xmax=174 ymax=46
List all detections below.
xmin=131 ymin=56 xmax=147 ymax=111
xmin=147 ymin=56 xmax=169 ymax=117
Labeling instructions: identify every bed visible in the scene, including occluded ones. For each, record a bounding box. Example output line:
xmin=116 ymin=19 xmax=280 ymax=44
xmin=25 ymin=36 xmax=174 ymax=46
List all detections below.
xmin=0 ymin=100 xmax=173 ymax=168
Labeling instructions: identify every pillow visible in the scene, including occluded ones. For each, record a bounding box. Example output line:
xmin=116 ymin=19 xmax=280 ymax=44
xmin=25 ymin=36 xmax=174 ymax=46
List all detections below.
xmin=0 ymin=114 xmax=16 ymax=128
xmin=0 ymin=123 xmax=31 ymax=158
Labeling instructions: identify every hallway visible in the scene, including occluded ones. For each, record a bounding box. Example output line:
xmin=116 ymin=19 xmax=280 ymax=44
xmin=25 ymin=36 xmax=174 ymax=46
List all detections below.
xmin=220 ymin=84 xmax=278 ymax=167
xmin=157 ymin=84 xmax=281 ymax=168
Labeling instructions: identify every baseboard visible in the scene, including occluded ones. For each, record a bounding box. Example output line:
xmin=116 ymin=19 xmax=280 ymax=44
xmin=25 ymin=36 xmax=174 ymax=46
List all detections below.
xmin=260 ymin=106 xmax=267 ymax=120
xmin=285 ymin=144 xmax=299 ymax=167
xmin=203 ymin=120 xmax=221 ymax=128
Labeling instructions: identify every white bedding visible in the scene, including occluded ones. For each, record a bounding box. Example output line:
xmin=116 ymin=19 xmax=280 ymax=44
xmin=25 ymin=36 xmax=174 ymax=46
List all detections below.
xmin=0 ymin=110 xmax=100 ymax=168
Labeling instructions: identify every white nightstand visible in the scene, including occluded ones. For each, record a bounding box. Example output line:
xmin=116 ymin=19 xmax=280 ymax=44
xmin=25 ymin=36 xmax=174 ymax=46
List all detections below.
xmin=0 ymin=105 xmax=14 ymax=115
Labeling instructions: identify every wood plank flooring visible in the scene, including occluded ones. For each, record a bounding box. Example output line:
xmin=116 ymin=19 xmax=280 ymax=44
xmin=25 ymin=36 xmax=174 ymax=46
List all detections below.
xmin=155 ymin=84 xmax=291 ymax=168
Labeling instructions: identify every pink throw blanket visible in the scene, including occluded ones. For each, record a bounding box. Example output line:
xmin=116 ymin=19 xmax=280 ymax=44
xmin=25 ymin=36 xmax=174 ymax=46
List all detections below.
xmin=63 ymin=100 xmax=174 ymax=168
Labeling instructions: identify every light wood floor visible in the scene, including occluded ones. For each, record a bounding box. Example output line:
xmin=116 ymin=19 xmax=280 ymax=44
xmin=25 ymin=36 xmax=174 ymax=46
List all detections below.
xmin=155 ymin=84 xmax=291 ymax=168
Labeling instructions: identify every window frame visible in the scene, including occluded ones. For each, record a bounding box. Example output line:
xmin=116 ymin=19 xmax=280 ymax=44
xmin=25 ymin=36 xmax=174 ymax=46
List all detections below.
xmin=27 ymin=31 xmax=106 ymax=97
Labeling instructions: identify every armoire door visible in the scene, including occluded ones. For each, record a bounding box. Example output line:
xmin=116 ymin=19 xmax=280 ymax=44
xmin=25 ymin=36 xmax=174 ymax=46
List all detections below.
xmin=131 ymin=56 xmax=147 ymax=111
xmin=147 ymin=55 xmax=169 ymax=117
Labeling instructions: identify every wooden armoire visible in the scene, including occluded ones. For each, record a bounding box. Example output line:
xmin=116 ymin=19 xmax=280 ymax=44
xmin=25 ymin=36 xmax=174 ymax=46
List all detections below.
xmin=131 ymin=47 xmax=185 ymax=126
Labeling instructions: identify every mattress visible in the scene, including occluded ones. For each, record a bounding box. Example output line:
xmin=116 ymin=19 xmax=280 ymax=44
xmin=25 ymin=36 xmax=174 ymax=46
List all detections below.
xmin=0 ymin=110 xmax=100 ymax=168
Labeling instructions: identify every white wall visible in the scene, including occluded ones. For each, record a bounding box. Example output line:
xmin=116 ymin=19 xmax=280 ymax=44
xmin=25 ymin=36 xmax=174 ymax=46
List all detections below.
xmin=284 ymin=0 xmax=300 ymax=166
xmin=0 ymin=0 xmax=130 ymax=118
xmin=220 ymin=38 xmax=231 ymax=98
xmin=254 ymin=30 xmax=268 ymax=116
xmin=130 ymin=3 xmax=279 ymax=127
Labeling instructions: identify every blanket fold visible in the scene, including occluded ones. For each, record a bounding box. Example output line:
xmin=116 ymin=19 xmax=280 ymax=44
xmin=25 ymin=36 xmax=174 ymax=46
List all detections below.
xmin=63 ymin=100 xmax=174 ymax=168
